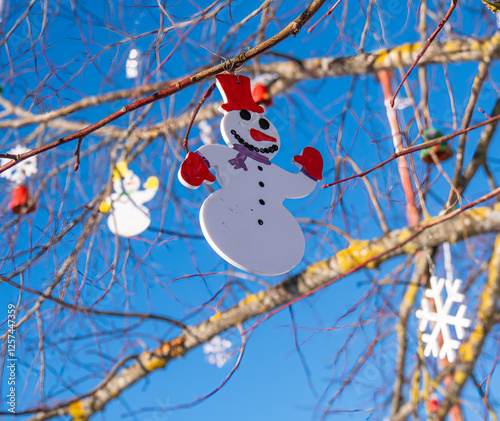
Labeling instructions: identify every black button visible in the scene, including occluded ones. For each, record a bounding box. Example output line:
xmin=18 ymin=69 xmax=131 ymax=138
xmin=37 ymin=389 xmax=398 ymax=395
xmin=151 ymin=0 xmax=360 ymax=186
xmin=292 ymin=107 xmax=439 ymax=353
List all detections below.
xmin=258 ymin=219 xmax=263 ymax=225
xmin=259 ymin=199 xmax=265 ymax=205
xmin=259 ymin=181 xmax=264 ymax=187
xmin=258 ymin=166 xmax=263 ymax=171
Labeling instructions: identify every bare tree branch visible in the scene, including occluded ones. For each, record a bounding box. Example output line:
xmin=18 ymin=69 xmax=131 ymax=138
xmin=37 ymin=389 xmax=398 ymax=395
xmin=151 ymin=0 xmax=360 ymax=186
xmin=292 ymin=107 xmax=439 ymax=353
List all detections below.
xmin=21 ymin=202 xmax=500 ymax=421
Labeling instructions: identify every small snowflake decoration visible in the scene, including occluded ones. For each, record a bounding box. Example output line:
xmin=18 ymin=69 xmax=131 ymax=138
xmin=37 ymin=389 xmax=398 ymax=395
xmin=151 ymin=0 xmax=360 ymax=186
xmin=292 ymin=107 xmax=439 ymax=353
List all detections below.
xmin=203 ymin=336 xmax=232 ymax=368
xmin=416 ymin=276 xmax=471 ymax=363
xmin=0 ymin=145 xmax=37 ymax=185
xmin=197 ymin=120 xmax=214 ymax=145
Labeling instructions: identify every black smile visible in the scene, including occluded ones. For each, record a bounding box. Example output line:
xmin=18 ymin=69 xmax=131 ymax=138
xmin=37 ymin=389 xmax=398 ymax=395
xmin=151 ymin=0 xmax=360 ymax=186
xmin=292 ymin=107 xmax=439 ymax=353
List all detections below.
xmin=231 ymin=130 xmax=278 ymax=154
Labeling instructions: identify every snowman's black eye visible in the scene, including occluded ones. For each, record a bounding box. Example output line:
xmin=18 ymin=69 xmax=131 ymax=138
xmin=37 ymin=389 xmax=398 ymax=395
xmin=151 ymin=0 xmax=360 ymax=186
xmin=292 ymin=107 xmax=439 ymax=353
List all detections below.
xmin=239 ymin=109 xmax=251 ymax=120
xmin=259 ymin=118 xmax=270 ymax=130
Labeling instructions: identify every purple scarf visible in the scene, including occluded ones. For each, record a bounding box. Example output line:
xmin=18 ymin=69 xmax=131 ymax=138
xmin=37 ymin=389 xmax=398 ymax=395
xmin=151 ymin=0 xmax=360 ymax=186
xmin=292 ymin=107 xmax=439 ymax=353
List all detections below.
xmin=228 ymin=144 xmax=271 ymax=171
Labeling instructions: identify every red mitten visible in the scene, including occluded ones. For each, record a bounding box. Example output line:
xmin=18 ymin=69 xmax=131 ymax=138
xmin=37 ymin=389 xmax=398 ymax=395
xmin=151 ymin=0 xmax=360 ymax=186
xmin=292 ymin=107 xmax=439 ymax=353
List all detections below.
xmin=293 ymin=147 xmax=323 ymax=181
xmin=179 ymin=152 xmax=216 ymax=189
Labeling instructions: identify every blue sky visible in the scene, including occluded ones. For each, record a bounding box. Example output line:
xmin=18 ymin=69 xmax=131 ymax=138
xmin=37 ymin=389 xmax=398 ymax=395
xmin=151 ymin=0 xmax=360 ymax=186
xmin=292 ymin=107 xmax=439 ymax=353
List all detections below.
xmin=1 ymin=0 xmax=500 ymax=420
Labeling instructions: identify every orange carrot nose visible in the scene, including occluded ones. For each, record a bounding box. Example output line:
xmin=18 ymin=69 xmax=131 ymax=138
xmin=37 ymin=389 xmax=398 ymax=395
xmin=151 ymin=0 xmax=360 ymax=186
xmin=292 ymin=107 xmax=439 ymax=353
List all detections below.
xmin=250 ymin=128 xmax=277 ymax=143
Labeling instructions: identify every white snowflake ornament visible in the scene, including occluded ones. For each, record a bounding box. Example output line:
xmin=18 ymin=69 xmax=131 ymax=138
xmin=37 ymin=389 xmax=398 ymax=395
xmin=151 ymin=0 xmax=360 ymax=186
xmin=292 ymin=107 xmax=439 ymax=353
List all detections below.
xmin=0 ymin=145 xmax=37 ymax=185
xmin=203 ymin=336 xmax=232 ymax=368
xmin=416 ymin=276 xmax=471 ymax=363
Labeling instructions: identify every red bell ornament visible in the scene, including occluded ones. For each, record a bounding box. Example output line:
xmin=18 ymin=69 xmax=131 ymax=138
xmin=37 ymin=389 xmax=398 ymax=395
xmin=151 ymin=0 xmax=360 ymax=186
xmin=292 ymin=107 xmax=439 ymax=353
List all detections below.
xmin=0 ymin=145 xmax=38 ymax=214
xmin=251 ymin=83 xmax=272 ymax=107
xmin=9 ymin=185 xmax=35 ymax=215
xmin=428 ymin=394 xmax=439 ymax=413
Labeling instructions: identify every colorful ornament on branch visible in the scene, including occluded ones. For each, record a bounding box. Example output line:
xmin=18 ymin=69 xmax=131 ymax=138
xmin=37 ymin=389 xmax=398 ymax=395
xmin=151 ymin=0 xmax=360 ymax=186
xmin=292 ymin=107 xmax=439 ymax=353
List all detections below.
xmin=415 ymin=276 xmax=471 ymax=363
xmin=99 ymin=161 xmax=158 ymax=238
xmin=0 ymin=145 xmax=38 ymax=215
xmin=178 ymin=74 xmax=323 ymax=276
xmin=252 ymin=83 xmax=272 ymax=107
xmin=9 ymin=185 xmax=36 ymax=214
xmin=251 ymin=73 xmax=277 ymax=107
xmin=126 ymin=49 xmax=139 ymax=79
xmin=428 ymin=393 xmax=439 ymax=413
xmin=420 ymin=128 xmax=452 ymax=164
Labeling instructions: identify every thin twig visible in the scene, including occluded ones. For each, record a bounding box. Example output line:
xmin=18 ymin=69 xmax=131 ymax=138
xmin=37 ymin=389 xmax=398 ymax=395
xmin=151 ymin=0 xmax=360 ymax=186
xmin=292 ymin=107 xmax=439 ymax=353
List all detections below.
xmin=0 ymin=0 xmax=328 ymax=175
xmin=378 ymin=69 xmax=420 ymax=227
xmin=390 ymin=0 xmax=458 ymax=107
xmin=323 ymin=113 xmax=500 ymax=188
xmin=307 ymin=0 xmax=342 ymax=34
xmin=345 ymin=157 xmax=389 ymax=233
xmin=478 ymin=107 xmax=491 ymax=119
xmin=73 ymin=137 xmax=83 ymax=171
xmin=182 ymin=82 xmax=216 ymax=153
xmin=246 ymin=182 xmax=500 ymax=335
xmin=0 ymin=153 xmax=21 ymax=161
xmin=446 ymin=59 xmax=490 ymax=208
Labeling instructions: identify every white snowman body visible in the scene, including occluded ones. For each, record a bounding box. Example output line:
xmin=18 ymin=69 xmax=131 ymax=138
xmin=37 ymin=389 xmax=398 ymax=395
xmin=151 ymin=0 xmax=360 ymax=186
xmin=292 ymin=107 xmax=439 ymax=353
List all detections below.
xmin=178 ymin=74 xmax=321 ymax=276
xmin=196 ymin=143 xmax=316 ymax=275
xmin=106 ymin=173 xmax=156 ymax=238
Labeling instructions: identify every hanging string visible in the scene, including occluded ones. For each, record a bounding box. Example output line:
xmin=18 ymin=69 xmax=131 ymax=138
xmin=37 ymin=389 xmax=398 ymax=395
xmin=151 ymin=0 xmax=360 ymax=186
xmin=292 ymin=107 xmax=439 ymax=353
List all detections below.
xmin=443 ymin=241 xmax=453 ymax=281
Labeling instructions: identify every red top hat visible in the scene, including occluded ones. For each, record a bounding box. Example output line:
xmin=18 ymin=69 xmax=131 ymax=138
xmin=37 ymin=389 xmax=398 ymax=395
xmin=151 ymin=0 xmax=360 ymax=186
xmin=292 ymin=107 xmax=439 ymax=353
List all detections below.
xmin=216 ymin=74 xmax=264 ymax=114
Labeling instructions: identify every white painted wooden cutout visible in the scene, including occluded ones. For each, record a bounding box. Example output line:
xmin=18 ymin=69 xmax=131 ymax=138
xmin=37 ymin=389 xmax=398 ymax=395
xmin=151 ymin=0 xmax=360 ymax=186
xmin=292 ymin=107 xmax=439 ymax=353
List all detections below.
xmin=198 ymin=120 xmax=215 ymax=145
xmin=384 ymin=97 xmax=412 ymax=110
xmin=178 ymin=74 xmax=323 ymax=276
xmin=415 ymin=276 xmax=471 ymax=363
xmin=203 ymin=336 xmax=232 ymax=368
xmin=0 ymin=145 xmax=38 ymax=185
xmin=251 ymin=73 xmax=278 ymax=86
xmin=126 ymin=49 xmax=139 ymax=79
xmin=103 ymin=162 xmax=158 ymax=238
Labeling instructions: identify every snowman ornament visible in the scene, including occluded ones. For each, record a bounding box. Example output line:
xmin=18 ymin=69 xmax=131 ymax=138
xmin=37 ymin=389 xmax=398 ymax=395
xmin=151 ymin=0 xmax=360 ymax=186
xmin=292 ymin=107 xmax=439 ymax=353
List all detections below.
xmin=178 ymin=74 xmax=323 ymax=276
xmin=99 ymin=161 xmax=158 ymax=238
